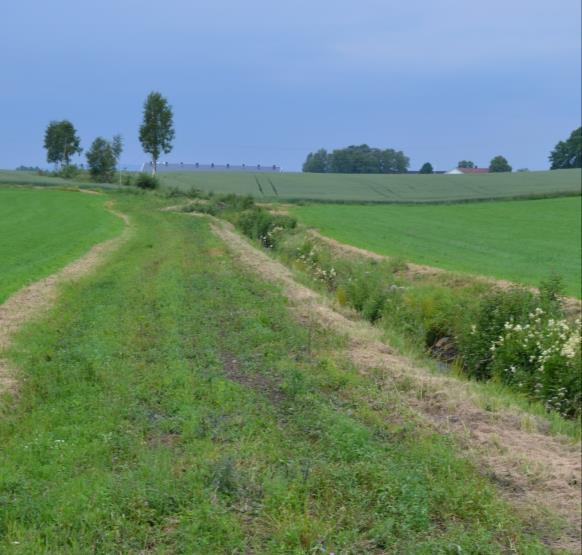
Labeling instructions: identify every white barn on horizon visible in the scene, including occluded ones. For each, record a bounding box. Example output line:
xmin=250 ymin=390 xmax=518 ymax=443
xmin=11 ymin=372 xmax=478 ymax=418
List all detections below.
xmin=141 ymin=162 xmax=282 ymax=173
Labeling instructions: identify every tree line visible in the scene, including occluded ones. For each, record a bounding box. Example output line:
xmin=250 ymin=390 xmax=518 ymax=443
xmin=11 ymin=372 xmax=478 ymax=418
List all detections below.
xmin=303 ymin=128 xmax=581 ymax=174
xmin=303 ymin=145 xmax=409 ymax=174
xmin=42 ymin=92 xmax=174 ymax=183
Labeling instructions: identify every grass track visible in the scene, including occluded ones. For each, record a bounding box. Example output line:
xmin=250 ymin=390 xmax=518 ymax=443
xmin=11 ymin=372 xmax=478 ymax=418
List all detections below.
xmin=159 ymin=168 xmax=582 ymax=203
xmin=0 ymin=194 xmax=545 ymax=553
xmin=294 ymin=196 xmax=582 ymax=297
xmin=0 ymin=188 xmax=123 ymax=303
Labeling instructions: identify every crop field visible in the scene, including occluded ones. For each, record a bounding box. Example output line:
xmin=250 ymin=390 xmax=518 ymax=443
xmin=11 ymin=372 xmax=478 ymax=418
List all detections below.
xmin=0 ymin=188 xmax=123 ymax=303
xmin=159 ymin=168 xmax=582 ymax=203
xmin=294 ymin=196 xmax=582 ymax=297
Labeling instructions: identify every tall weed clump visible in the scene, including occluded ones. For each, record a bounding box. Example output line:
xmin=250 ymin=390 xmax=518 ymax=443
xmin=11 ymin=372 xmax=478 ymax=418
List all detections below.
xmin=236 ymin=208 xmax=296 ymax=249
xmin=135 ymin=173 xmax=159 ymax=190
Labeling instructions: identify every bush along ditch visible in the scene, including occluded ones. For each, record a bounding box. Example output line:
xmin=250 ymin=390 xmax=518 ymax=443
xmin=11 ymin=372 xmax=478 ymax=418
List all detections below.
xmin=184 ymin=194 xmax=582 ymax=419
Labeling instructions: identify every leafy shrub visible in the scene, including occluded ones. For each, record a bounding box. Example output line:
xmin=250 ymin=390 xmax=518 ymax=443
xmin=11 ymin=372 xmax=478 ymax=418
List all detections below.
xmin=538 ymin=273 xmax=566 ymax=306
xmin=220 ymin=194 xmax=255 ymax=212
xmin=57 ymin=164 xmax=80 ymax=179
xmin=362 ymin=290 xmax=388 ymax=323
xmin=490 ymin=312 xmax=581 ymax=417
xmin=400 ymin=287 xmax=463 ymax=348
xmin=456 ymin=288 xmax=545 ymax=380
xmin=135 ymin=173 xmax=159 ymax=190
xmin=236 ymin=208 xmax=296 ymax=249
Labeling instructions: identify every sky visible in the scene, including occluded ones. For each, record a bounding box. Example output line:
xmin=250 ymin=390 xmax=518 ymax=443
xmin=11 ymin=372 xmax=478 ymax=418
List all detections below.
xmin=0 ymin=0 xmax=580 ymax=172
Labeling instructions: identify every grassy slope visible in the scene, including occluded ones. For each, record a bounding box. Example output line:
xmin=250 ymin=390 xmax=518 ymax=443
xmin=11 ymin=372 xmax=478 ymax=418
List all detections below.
xmin=0 ymin=171 xmax=116 ymax=190
xmin=159 ymin=168 xmax=582 ymax=202
xmin=294 ymin=196 xmax=582 ymax=297
xmin=0 ymin=194 xmax=544 ymax=553
xmin=0 ymin=189 xmax=123 ymax=303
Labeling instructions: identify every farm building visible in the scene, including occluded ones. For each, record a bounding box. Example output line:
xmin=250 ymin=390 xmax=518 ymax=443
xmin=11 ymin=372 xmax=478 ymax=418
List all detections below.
xmin=446 ymin=167 xmax=489 ymax=175
xmin=141 ymin=162 xmax=281 ymax=173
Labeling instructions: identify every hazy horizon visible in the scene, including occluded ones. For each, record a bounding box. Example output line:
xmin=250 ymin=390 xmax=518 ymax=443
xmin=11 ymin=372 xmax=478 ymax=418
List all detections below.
xmin=1 ymin=0 xmax=580 ymax=172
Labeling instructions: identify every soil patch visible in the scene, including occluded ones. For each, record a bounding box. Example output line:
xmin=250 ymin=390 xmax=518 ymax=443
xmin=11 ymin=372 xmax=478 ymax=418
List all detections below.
xmin=219 ymin=350 xmax=286 ymax=404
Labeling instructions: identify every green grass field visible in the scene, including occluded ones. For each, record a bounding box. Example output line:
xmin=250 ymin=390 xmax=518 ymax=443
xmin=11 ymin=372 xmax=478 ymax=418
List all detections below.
xmin=0 ymin=170 xmax=117 ymax=190
xmin=0 ymin=193 xmax=546 ymax=552
xmin=294 ymin=196 xmax=582 ymax=297
xmin=0 ymin=188 xmax=123 ymax=303
xmin=159 ymin=168 xmax=582 ymax=203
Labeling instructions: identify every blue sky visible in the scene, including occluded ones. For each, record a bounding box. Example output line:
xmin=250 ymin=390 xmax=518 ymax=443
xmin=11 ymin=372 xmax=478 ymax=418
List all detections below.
xmin=1 ymin=0 xmax=580 ymax=171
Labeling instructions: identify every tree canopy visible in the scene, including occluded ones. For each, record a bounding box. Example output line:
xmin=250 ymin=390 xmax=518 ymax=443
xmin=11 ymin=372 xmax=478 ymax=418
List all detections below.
xmin=302 ymin=149 xmax=329 ymax=173
xmin=489 ymin=155 xmax=512 ymax=173
xmin=44 ymin=120 xmax=82 ymax=167
xmin=549 ymin=127 xmax=582 ymax=169
xmin=139 ymin=92 xmax=175 ymax=175
xmin=86 ymin=135 xmax=123 ymax=182
xmin=302 ymin=144 xmax=409 ymax=174
xmin=457 ymin=160 xmax=475 ymax=168
xmin=419 ymin=162 xmax=433 ymax=174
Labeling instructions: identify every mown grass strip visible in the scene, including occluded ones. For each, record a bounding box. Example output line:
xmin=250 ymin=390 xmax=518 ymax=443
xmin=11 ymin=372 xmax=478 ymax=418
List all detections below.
xmin=0 ymin=188 xmax=123 ymax=304
xmin=0 ymin=194 xmax=547 ymax=553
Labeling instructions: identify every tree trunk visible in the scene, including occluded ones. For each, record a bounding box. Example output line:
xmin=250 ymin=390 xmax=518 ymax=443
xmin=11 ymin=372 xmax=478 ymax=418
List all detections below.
xmin=152 ymin=157 xmax=157 ymax=176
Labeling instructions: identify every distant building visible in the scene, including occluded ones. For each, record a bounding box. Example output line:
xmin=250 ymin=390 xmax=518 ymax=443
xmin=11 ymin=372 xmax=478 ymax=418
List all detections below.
xmin=141 ymin=162 xmax=281 ymax=173
xmin=446 ymin=167 xmax=489 ymax=175
xmin=407 ymin=170 xmax=446 ymax=174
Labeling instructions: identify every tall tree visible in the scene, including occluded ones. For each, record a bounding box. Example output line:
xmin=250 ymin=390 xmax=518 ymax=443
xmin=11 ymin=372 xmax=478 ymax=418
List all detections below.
xmin=457 ymin=160 xmax=475 ymax=168
xmin=44 ymin=120 xmax=82 ymax=168
xmin=139 ymin=92 xmax=175 ymax=175
xmin=302 ymin=149 xmax=329 ymax=172
xmin=549 ymin=127 xmax=582 ymax=169
xmin=86 ymin=135 xmax=123 ymax=182
xmin=419 ymin=162 xmax=433 ymax=174
xmin=489 ymin=155 xmax=512 ymax=173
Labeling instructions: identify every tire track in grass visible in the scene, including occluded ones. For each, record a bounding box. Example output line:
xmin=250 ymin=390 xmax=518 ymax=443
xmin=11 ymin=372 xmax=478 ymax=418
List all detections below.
xmin=207 ymin=217 xmax=582 ymax=554
xmin=266 ymin=177 xmax=279 ymax=197
xmin=0 ymin=201 xmax=131 ymax=400
xmin=365 ymin=181 xmax=402 ymax=201
xmin=254 ymin=176 xmax=265 ymax=196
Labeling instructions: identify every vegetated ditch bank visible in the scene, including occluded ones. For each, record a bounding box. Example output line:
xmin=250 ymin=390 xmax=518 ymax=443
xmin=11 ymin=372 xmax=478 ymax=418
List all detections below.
xmin=292 ymin=197 xmax=582 ymax=298
xmin=0 ymin=192 xmax=553 ymax=553
xmin=180 ymin=192 xmax=582 ymax=425
xmin=172 ymin=192 xmax=581 ymax=551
